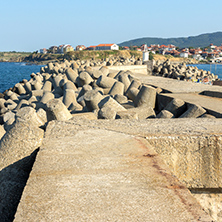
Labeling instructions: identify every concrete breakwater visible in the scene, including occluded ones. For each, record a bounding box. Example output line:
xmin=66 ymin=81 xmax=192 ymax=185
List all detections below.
xmin=0 ymin=60 xmax=222 ymax=221
xmin=152 ymin=60 xmax=220 ymax=83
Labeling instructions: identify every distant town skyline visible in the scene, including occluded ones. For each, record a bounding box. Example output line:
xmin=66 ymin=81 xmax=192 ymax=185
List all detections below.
xmin=1 ymin=0 xmax=222 ymax=52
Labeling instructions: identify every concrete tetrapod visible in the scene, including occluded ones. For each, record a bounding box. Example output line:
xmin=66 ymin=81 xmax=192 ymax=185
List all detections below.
xmin=96 ymin=75 xmax=117 ymax=88
xmin=65 ymin=68 xmax=78 ymax=83
xmin=134 ymin=85 xmax=156 ymax=108
xmin=156 ymin=110 xmax=174 ymax=118
xmin=109 ymin=81 xmax=125 ymax=96
xmin=63 ymin=89 xmax=77 ymax=108
xmin=84 ymin=90 xmax=104 ymax=111
xmin=15 ymin=107 xmax=45 ymax=127
xmin=99 ymin=96 xmax=126 ymax=112
xmin=46 ymin=99 xmax=72 ymax=121
xmin=164 ymin=98 xmax=187 ymax=118
xmin=179 ymin=104 xmax=206 ymax=118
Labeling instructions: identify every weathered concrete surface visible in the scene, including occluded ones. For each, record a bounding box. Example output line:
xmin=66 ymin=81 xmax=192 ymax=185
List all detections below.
xmin=105 ymin=65 xmax=148 ymax=74
xmin=133 ymin=73 xmax=222 ymax=94
xmin=14 ymin=120 xmax=212 ymax=221
xmin=158 ymin=93 xmax=222 ymax=118
xmin=36 ymin=118 xmax=222 ymax=190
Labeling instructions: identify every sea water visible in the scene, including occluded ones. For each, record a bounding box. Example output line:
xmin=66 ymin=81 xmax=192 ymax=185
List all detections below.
xmin=187 ymin=64 xmax=222 ymax=80
xmin=0 ymin=62 xmax=44 ymax=93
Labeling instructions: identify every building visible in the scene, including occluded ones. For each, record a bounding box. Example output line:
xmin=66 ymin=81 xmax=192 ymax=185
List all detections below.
xmin=86 ymin=46 xmax=96 ymax=50
xmin=76 ymin=45 xmax=86 ymax=51
xmin=39 ymin=48 xmax=47 ymax=54
xmin=96 ymin=44 xmax=119 ymax=50
xmin=57 ymin=45 xmax=65 ymax=54
xmin=180 ymin=49 xmax=189 ymax=58
xmin=63 ymin=45 xmax=74 ymax=54
xmin=48 ymin=46 xmax=58 ymax=54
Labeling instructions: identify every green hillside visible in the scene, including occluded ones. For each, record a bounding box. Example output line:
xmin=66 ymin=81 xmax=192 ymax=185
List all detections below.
xmin=119 ymin=32 xmax=222 ymax=48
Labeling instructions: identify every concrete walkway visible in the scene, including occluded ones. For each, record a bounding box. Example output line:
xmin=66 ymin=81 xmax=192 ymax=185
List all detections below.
xmin=14 ymin=121 xmax=212 ymax=221
xmin=134 ymin=73 xmax=222 ymax=94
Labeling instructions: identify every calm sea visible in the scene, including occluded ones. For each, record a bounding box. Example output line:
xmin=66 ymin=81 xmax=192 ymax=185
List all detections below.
xmin=187 ymin=64 xmax=222 ymax=80
xmin=0 ymin=62 xmax=44 ymax=93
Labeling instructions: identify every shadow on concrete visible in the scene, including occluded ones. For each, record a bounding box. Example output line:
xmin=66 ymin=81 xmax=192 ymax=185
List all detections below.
xmin=0 ymin=148 xmax=39 ymax=222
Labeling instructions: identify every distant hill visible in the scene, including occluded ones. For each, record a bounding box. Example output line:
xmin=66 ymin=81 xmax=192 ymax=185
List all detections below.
xmin=119 ymin=32 xmax=222 ymax=48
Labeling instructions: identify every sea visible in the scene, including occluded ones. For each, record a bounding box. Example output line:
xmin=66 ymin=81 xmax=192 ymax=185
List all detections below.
xmin=187 ymin=63 xmax=222 ymax=80
xmin=0 ymin=62 xmax=44 ymax=93
xmin=0 ymin=62 xmax=221 ymax=93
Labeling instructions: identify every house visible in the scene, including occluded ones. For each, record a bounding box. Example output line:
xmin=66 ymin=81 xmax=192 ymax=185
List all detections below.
xmin=168 ymin=44 xmax=176 ymax=51
xmin=57 ymin=45 xmax=65 ymax=54
xmin=210 ymin=43 xmax=216 ymax=49
xmin=193 ymin=54 xmax=203 ymax=61
xmin=76 ymin=45 xmax=86 ymax=51
xmin=63 ymin=45 xmax=74 ymax=54
xmin=39 ymin=48 xmax=47 ymax=54
xmin=180 ymin=49 xmax=189 ymax=58
xmin=48 ymin=46 xmax=58 ymax=54
xmin=122 ymin=46 xmax=129 ymax=50
xmin=96 ymin=44 xmax=119 ymax=50
xmin=86 ymin=46 xmax=96 ymax=50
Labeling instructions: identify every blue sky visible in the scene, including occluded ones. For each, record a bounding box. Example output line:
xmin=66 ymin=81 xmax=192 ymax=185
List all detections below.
xmin=0 ymin=0 xmax=222 ymax=52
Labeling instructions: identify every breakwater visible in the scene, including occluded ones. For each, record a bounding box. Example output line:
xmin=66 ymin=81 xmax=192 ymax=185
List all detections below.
xmin=0 ymin=60 xmax=221 ymax=221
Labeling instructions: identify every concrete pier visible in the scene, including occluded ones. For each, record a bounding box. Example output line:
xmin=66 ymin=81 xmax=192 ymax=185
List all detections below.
xmin=14 ymin=120 xmax=212 ymax=221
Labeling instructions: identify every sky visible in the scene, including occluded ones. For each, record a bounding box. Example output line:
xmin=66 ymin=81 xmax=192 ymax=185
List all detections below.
xmin=0 ymin=0 xmax=222 ymax=52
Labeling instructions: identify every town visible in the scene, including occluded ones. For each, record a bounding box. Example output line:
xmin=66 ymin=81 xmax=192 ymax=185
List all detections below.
xmin=39 ymin=43 xmax=222 ymax=62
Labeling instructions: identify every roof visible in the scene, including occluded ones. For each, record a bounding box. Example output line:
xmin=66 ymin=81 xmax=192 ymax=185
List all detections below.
xmin=87 ymin=46 xmax=96 ymax=48
xmin=97 ymin=44 xmax=114 ymax=47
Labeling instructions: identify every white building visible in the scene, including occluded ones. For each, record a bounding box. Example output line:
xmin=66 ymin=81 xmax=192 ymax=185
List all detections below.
xmin=96 ymin=44 xmax=119 ymax=50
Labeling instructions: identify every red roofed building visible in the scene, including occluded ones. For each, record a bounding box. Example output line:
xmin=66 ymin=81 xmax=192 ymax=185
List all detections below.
xmin=76 ymin=45 xmax=86 ymax=51
xmin=96 ymin=44 xmax=119 ymax=50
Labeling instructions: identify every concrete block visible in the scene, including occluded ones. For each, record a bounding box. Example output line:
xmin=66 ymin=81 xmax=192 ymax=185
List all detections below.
xmin=63 ymin=89 xmax=77 ymax=108
xmin=63 ymin=81 xmax=77 ymax=91
xmin=99 ymin=66 xmax=109 ymax=76
xmin=42 ymin=80 xmax=52 ymax=92
xmin=156 ymin=110 xmax=174 ymax=118
xmin=0 ymin=124 xmax=6 ymax=139
xmin=40 ymin=92 xmax=55 ymax=104
xmin=126 ymin=87 xmax=139 ymax=101
xmin=164 ymin=98 xmax=186 ymax=118
xmin=84 ymin=90 xmax=104 ymax=111
xmin=15 ymin=107 xmax=45 ymax=127
xmin=78 ymin=71 xmax=93 ymax=86
xmin=15 ymin=83 xmax=26 ymax=95
xmin=24 ymin=82 xmax=32 ymax=94
xmin=179 ymin=104 xmax=206 ymax=118
xmin=125 ymin=79 xmax=141 ymax=95
xmin=116 ymin=111 xmax=138 ymax=119
xmin=134 ymin=85 xmax=156 ymax=108
xmin=114 ymin=94 xmax=128 ymax=104
xmin=91 ymin=69 xmax=103 ymax=79
xmin=117 ymin=73 xmax=131 ymax=93
xmin=99 ymin=96 xmax=127 ymax=112
xmin=15 ymin=99 xmax=30 ymax=110
xmin=109 ymin=81 xmax=125 ymax=96
xmin=96 ymin=75 xmax=117 ymax=88
xmin=65 ymin=68 xmax=78 ymax=83
xmin=98 ymin=106 xmax=116 ymax=119
xmin=77 ymin=85 xmax=92 ymax=100
xmin=128 ymin=107 xmax=156 ymax=119
xmin=46 ymin=99 xmax=72 ymax=121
